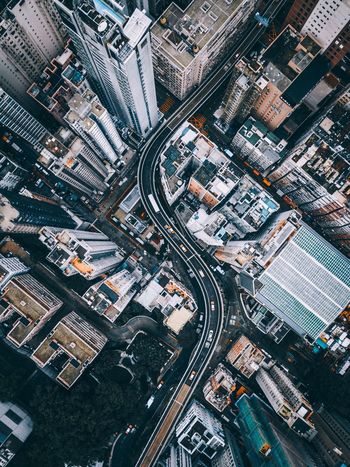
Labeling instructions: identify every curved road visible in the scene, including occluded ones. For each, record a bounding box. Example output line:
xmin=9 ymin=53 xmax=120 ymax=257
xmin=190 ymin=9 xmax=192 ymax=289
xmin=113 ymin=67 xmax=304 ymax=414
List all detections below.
xmin=134 ymin=1 xmax=286 ymax=465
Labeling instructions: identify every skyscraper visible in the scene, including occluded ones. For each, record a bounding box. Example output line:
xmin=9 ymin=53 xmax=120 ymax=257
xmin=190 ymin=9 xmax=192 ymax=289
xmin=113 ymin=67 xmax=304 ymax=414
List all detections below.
xmin=0 ymin=189 xmax=77 ymax=233
xmin=0 ymin=0 xmax=66 ymax=108
xmin=54 ymin=1 xmax=159 ymax=137
xmin=0 ymin=87 xmax=47 ymax=150
xmin=284 ymin=0 xmax=350 ymax=67
xmin=150 ymin=0 xmax=257 ymax=100
xmin=216 ymin=59 xmax=267 ymax=130
xmin=39 ymin=227 xmax=124 ymax=279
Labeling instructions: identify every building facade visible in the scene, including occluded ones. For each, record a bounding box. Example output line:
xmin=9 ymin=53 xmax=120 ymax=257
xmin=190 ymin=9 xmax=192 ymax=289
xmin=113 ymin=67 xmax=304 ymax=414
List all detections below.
xmin=0 ymin=189 xmax=77 ymax=233
xmin=0 ymin=0 xmax=66 ymax=108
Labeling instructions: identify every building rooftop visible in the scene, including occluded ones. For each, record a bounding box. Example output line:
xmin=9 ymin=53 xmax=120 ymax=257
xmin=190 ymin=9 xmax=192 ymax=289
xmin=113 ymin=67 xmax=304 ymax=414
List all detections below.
xmin=31 ymin=311 xmax=107 ymax=388
xmin=123 ymin=8 xmax=151 ymax=47
xmin=151 ymin=0 xmax=245 ymax=69
xmin=203 ymin=363 xmax=236 ymax=412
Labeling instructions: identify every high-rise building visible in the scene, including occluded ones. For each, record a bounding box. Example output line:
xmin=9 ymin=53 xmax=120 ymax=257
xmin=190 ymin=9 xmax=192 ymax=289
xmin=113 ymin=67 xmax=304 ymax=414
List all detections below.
xmin=0 ymin=0 xmax=66 ymax=108
xmin=226 ymin=335 xmax=266 ymax=379
xmin=256 ymin=365 xmax=317 ymax=440
xmin=231 ymin=117 xmax=288 ymax=174
xmin=253 ymin=25 xmax=330 ymax=131
xmin=212 ymin=429 xmax=244 ymax=467
xmin=235 ymin=393 xmax=317 ymax=467
xmin=83 ymin=257 xmax=145 ymax=322
xmin=176 ymin=399 xmax=225 ymax=459
xmin=216 ymin=59 xmax=267 ymax=130
xmin=150 ymin=0 xmax=256 ymax=100
xmin=0 ymin=273 xmax=63 ymax=347
xmin=0 ymin=254 xmax=29 ymax=290
xmin=0 ymin=87 xmax=47 ymax=150
xmin=0 ymin=152 xmax=27 ymax=192
xmin=218 ymin=211 xmax=350 ymax=343
xmin=268 ymin=102 xmax=350 ymax=255
xmin=0 ymin=401 xmax=33 ymax=467
xmin=65 ymin=91 xmax=126 ymax=162
xmin=40 ymin=128 xmax=113 ymax=199
xmin=31 ymin=310 xmax=107 ymax=388
xmin=54 ymin=2 xmax=159 ymax=137
xmin=0 ymin=189 xmax=77 ymax=233
xmin=284 ymin=0 xmax=350 ymax=67
xmin=28 ymin=47 xmax=127 ymax=160
xmin=39 ymin=227 xmax=124 ymax=280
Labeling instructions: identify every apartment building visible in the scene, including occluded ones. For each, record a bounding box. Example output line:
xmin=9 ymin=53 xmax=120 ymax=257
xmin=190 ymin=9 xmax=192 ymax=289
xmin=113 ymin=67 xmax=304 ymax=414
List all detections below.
xmin=0 ymin=254 xmax=29 ymax=290
xmin=284 ymin=0 xmax=350 ymax=67
xmin=31 ymin=311 xmax=107 ymax=388
xmin=268 ymin=102 xmax=350 ymax=255
xmin=0 ymin=274 xmax=62 ymax=347
xmin=0 ymin=0 xmax=66 ymax=108
xmin=231 ymin=117 xmax=287 ymax=173
xmin=216 ymin=59 xmax=267 ymax=130
xmin=226 ymin=335 xmax=266 ymax=378
xmin=176 ymin=399 xmax=225 ymax=459
xmin=39 ymin=228 xmax=124 ymax=280
xmin=83 ymin=257 xmax=145 ymax=322
xmin=151 ymin=0 xmax=256 ymax=100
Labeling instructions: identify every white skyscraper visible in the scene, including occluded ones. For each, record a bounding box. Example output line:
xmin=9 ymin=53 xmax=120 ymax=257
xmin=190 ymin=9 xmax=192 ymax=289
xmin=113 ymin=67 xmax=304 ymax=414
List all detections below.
xmin=65 ymin=90 xmax=126 ymax=163
xmin=0 ymin=0 xmax=66 ymax=108
xmin=54 ymin=1 xmax=159 ymax=137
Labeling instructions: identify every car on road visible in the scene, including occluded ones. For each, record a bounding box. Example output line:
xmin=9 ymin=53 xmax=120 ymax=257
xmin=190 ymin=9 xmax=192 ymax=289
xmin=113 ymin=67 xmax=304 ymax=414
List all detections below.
xmin=157 ymin=381 xmax=164 ymax=389
xmin=208 ymin=330 xmax=214 ymax=342
xmin=210 ymin=301 xmax=215 ymax=311
xmin=165 ymin=224 xmax=175 ymax=234
xmin=189 ymin=370 xmax=196 ymax=381
xmin=146 ymin=396 xmax=155 ymax=409
xmin=180 ymin=244 xmax=188 ymax=253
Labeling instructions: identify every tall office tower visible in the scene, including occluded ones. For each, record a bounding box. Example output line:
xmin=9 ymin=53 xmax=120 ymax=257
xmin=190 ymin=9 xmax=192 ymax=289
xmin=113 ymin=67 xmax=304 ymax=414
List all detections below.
xmin=269 ymin=102 xmax=350 ymax=254
xmin=284 ymin=0 xmax=350 ymax=67
xmin=41 ymin=128 xmax=112 ymax=199
xmin=151 ymin=0 xmax=256 ymax=100
xmin=217 ymin=211 xmax=350 ymax=343
xmin=0 ymin=273 xmax=63 ymax=347
xmin=176 ymin=400 xmax=225 ymax=459
xmin=235 ymin=394 xmax=318 ymax=467
xmin=164 ymin=444 xmax=192 ymax=467
xmin=54 ymin=2 xmax=159 ymax=137
xmin=256 ymin=365 xmax=317 ymax=440
xmin=65 ymin=91 xmax=126 ymax=162
xmin=28 ymin=47 xmax=127 ymax=160
xmin=0 ymin=189 xmax=77 ymax=233
xmin=212 ymin=430 xmax=244 ymax=467
xmin=0 ymin=87 xmax=47 ymax=150
xmin=0 ymin=254 xmax=29 ymax=290
xmin=231 ymin=117 xmax=287 ymax=174
xmin=39 ymin=227 xmax=124 ymax=280
xmin=216 ymin=59 xmax=267 ymax=131
xmin=0 ymin=0 xmax=66 ymax=108
xmin=253 ymin=25 xmax=330 ymax=132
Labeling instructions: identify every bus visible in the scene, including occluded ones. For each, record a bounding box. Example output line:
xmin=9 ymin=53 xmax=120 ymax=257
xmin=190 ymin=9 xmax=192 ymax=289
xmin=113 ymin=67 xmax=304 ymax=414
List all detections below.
xmin=148 ymin=194 xmax=160 ymax=213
